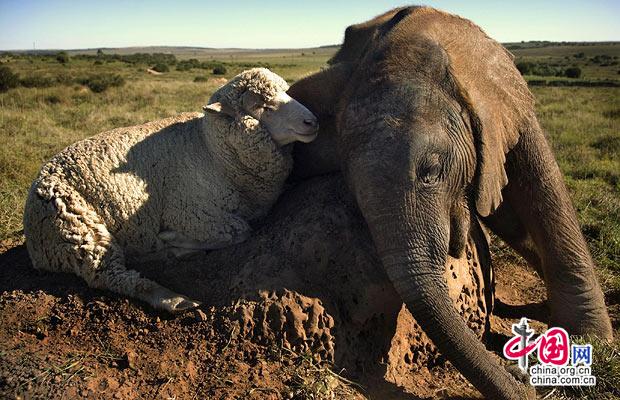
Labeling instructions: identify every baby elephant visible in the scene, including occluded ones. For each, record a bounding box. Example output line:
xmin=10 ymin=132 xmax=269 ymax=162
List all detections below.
xmin=23 ymin=68 xmax=318 ymax=312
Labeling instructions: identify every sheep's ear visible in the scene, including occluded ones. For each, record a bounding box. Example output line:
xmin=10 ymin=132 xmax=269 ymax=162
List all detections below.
xmin=241 ymin=91 xmax=263 ymax=110
xmin=203 ymin=102 xmax=235 ymax=117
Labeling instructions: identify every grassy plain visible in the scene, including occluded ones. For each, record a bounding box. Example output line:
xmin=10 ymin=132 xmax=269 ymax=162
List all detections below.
xmin=509 ymin=42 xmax=620 ymax=81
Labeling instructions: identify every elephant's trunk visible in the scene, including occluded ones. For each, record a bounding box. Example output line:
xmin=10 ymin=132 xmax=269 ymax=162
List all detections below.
xmin=365 ymin=195 xmax=530 ymax=400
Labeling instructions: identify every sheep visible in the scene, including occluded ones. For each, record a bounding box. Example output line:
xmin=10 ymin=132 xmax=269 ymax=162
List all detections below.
xmin=23 ymin=68 xmax=319 ymax=312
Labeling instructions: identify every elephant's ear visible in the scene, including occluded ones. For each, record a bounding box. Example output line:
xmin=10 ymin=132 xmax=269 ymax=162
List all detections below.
xmin=423 ymin=11 xmax=535 ymax=216
xmin=460 ymin=86 xmax=524 ymax=217
xmin=329 ymin=6 xmax=419 ymax=64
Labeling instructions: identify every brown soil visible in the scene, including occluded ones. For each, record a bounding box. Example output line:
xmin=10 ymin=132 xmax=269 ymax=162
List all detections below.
xmin=0 ymin=175 xmax=562 ymax=399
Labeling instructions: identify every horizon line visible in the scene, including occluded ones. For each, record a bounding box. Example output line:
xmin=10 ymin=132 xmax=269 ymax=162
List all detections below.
xmin=2 ymin=41 xmax=620 ymax=53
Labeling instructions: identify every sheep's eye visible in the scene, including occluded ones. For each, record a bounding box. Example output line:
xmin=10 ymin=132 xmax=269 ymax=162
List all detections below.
xmin=263 ymin=104 xmax=276 ymax=111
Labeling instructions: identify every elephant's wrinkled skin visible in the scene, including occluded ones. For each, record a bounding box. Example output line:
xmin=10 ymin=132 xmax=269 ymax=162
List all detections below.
xmin=288 ymin=6 xmax=612 ymax=400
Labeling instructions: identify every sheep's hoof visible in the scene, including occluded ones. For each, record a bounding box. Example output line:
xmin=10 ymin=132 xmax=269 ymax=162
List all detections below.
xmin=159 ymin=296 xmax=201 ymax=313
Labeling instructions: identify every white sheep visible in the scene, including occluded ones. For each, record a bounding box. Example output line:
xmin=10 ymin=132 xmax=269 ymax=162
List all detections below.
xmin=23 ymin=68 xmax=318 ymax=312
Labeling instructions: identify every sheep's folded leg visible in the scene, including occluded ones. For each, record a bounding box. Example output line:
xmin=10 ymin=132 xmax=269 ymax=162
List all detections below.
xmin=158 ymin=227 xmax=250 ymax=258
xmin=92 ymin=264 xmax=201 ymax=312
xmin=82 ymin=235 xmax=202 ymax=313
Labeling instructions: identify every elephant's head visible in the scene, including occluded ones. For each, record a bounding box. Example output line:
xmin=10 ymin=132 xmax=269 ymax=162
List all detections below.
xmin=291 ymin=6 xmax=537 ymax=400
xmin=288 ymin=62 xmax=356 ymax=179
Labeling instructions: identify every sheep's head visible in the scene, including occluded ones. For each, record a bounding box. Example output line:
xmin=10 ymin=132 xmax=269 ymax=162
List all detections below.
xmin=204 ymin=68 xmax=318 ymax=146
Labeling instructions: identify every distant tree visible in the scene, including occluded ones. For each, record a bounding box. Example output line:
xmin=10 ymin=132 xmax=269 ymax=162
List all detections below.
xmin=564 ymin=67 xmax=582 ymax=79
xmin=56 ymin=51 xmax=70 ymax=64
xmin=0 ymin=65 xmax=20 ymax=92
xmin=212 ymin=65 xmax=227 ymax=75
xmin=97 ymin=49 xmax=104 ymax=57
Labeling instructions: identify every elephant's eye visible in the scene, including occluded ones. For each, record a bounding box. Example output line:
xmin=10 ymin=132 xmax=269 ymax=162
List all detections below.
xmin=419 ymin=157 xmax=441 ymax=185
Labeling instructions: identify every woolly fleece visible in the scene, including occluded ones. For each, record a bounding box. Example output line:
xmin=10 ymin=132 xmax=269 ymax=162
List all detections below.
xmin=23 ymin=69 xmax=295 ymax=311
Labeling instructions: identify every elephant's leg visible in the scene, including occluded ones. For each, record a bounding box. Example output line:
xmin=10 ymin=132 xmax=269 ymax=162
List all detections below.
xmin=500 ymin=124 xmax=612 ymax=339
xmin=481 ymin=201 xmax=543 ymax=275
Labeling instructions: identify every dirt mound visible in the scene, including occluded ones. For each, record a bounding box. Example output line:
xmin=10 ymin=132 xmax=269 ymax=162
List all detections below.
xmin=129 ymin=175 xmax=492 ymax=374
xmin=1 ymin=175 xmax=498 ymax=399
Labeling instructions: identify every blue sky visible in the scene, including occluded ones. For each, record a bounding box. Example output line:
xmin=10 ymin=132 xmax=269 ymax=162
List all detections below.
xmin=0 ymin=1 xmax=619 ymax=50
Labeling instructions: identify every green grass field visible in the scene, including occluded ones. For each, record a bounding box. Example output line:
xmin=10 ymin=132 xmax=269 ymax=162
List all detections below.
xmin=0 ymin=44 xmax=618 ymax=293
xmin=533 ymin=86 xmax=619 ymax=290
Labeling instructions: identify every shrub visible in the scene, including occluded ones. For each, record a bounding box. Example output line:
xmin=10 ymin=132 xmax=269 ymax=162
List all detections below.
xmin=531 ymin=63 xmax=557 ymax=76
xmin=232 ymin=61 xmax=273 ymax=69
xmin=44 ymin=94 xmax=63 ymax=105
xmin=0 ymin=65 xmax=19 ymax=92
xmin=56 ymin=51 xmax=70 ymax=64
xmin=94 ymin=60 xmax=103 ymax=65
xmin=78 ymin=74 xmax=125 ymax=93
xmin=564 ymin=67 xmax=582 ymax=78
xmin=177 ymin=59 xmax=201 ymax=71
xmin=517 ymin=61 xmax=565 ymax=77
xmin=212 ymin=65 xmax=227 ymax=75
xmin=193 ymin=76 xmax=209 ymax=82
xmin=20 ymin=74 xmax=56 ymax=88
xmin=516 ymin=61 xmax=534 ymax=75
xmin=55 ymin=73 xmax=74 ymax=85
xmin=152 ymin=63 xmax=169 ymax=73
xmin=527 ymin=79 xmax=547 ymax=86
